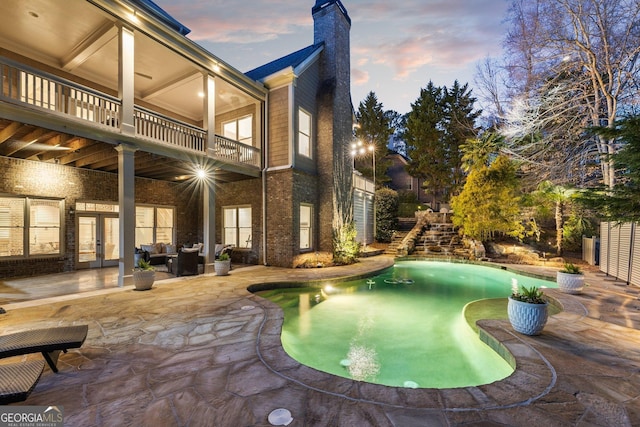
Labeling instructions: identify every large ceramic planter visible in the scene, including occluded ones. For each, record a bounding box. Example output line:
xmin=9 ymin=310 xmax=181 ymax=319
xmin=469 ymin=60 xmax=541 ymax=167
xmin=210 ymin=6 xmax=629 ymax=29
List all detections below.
xmin=507 ymin=297 xmax=548 ymax=335
xmin=214 ymin=260 xmax=231 ymax=276
xmin=556 ymin=271 xmax=584 ymax=294
xmin=133 ymin=270 xmax=155 ymax=291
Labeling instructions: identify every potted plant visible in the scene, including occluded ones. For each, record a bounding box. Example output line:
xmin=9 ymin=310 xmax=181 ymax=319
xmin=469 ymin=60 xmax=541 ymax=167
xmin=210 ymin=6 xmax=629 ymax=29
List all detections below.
xmin=556 ymin=262 xmax=584 ymax=294
xmin=133 ymin=258 xmax=155 ymax=291
xmin=214 ymin=252 xmax=231 ymax=276
xmin=507 ymin=285 xmax=549 ymax=335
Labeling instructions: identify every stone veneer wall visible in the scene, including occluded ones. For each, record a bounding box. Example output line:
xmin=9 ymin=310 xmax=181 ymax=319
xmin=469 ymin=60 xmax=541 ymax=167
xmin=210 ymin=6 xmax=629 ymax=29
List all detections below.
xmin=0 ymin=156 xmax=200 ymax=279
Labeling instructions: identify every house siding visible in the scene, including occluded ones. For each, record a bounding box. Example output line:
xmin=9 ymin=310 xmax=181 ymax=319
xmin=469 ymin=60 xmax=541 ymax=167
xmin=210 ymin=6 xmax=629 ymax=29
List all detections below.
xmin=294 ymin=59 xmax=320 ymax=173
xmin=267 ymin=86 xmax=290 ymax=167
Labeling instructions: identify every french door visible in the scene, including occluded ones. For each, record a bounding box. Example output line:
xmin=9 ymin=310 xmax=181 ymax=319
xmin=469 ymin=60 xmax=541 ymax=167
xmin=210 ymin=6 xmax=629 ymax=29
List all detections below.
xmin=77 ymin=214 xmax=119 ymax=268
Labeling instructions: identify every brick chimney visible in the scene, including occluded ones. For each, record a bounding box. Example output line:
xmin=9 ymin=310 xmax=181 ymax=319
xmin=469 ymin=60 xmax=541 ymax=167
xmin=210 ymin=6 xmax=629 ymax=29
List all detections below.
xmin=312 ymin=0 xmax=354 ymax=251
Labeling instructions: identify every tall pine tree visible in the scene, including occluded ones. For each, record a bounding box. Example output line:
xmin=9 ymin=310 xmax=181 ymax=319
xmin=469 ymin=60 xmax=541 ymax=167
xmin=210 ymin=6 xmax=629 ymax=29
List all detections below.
xmin=404 ymin=81 xmax=480 ymax=208
xmin=354 ymin=91 xmax=394 ymax=186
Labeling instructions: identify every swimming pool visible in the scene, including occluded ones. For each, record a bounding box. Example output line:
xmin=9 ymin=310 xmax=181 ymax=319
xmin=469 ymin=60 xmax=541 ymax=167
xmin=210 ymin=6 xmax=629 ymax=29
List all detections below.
xmin=256 ymin=260 xmax=556 ymax=389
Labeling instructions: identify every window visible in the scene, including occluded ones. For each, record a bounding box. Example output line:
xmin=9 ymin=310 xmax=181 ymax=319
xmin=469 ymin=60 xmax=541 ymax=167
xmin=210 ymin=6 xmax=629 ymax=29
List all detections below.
xmin=155 ymin=208 xmax=174 ymax=243
xmin=135 ymin=206 xmax=174 ymax=246
xmin=222 ymin=115 xmax=253 ymax=146
xmin=298 ymin=109 xmax=311 ymax=158
xmin=300 ymin=204 xmax=313 ymax=250
xmin=223 ymin=206 xmax=252 ymax=248
xmin=29 ymin=200 xmax=61 ymax=255
xmin=0 ymin=197 xmax=62 ymax=258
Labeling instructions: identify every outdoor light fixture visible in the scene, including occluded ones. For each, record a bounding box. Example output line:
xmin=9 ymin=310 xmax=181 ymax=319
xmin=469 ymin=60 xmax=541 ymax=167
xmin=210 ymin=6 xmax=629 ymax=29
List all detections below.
xmin=196 ymin=168 xmax=207 ymax=179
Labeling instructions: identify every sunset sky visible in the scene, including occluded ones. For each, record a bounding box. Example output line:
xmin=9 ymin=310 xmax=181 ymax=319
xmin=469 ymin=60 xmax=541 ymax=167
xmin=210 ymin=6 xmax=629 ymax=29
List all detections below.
xmin=153 ymin=0 xmax=509 ymax=114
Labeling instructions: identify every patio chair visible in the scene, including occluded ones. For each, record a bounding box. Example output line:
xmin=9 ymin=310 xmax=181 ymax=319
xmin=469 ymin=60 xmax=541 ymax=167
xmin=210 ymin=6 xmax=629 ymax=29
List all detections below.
xmin=170 ymin=248 xmax=199 ymax=276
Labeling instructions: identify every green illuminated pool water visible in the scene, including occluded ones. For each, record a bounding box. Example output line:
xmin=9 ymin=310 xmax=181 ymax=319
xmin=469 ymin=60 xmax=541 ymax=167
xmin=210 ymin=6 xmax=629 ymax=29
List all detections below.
xmin=258 ymin=260 xmax=556 ymax=389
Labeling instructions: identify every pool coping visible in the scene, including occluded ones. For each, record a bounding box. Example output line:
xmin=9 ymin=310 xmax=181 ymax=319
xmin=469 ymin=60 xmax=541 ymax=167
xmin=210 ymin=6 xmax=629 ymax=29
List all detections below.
xmin=251 ymin=261 xmax=569 ymax=412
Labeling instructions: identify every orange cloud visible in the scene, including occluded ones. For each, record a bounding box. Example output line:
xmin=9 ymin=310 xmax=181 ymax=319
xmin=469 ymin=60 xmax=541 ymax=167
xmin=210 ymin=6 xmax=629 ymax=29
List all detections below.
xmin=159 ymin=0 xmax=311 ymax=44
xmin=351 ymin=68 xmax=370 ymax=86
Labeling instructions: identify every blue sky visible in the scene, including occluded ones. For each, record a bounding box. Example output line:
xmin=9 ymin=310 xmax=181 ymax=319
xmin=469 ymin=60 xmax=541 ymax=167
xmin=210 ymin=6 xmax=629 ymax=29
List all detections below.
xmin=153 ymin=0 xmax=509 ymax=114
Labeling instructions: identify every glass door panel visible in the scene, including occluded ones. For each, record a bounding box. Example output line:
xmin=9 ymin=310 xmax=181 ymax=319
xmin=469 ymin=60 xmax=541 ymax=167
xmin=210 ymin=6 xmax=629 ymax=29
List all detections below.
xmin=102 ymin=216 xmax=119 ymax=267
xmin=78 ymin=215 xmax=97 ymax=264
xmin=77 ymin=214 xmax=119 ymax=268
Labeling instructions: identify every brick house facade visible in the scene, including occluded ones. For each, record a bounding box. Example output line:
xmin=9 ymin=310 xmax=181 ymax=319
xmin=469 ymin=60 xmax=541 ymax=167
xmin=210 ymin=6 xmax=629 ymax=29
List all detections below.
xmin=0 ymin=0 xmax=355 ymax=280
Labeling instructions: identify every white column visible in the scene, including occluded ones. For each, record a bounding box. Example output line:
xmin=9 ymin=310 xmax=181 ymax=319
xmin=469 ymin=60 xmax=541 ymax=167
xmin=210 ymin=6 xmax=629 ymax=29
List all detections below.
xmin=202 ymin=73 xmax=217 ymax=273
xmin=203 ymin=73 xmax=216 ymax=149
xmin=203 ymin=178 xmax=216 ymax=273
xmin=118 ymin=25 xmax=136 ymax=136
xmin=116 ymin=144 xmax=137 ymax=286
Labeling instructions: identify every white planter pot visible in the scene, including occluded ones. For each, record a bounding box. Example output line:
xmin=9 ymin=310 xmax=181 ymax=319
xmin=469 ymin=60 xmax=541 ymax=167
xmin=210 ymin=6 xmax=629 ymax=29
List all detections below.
xmin=133 ymin=270 xmax=155 ymax=291
xmin=507 ymin=297 xmax=548 ymax=335
xmin=214 ymin=260 xmax=231 ymax=276
xmin=556 ymin=271 xmax=584 ymax=294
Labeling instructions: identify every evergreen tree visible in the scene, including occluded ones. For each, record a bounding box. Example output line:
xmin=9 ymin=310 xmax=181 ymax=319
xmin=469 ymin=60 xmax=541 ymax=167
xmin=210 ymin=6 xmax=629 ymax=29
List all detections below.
xmin=354 ymin=92 xmax=394 ymax=187
xmin=404 ymin=81 xmax=481 ymax=207
xmin=442 ymin=81 xmax=482 ymax=196
xmin=404 ymin=81 xmax=447 ymax=208
xmin=581 ymin=115 xmax=640 ymax=222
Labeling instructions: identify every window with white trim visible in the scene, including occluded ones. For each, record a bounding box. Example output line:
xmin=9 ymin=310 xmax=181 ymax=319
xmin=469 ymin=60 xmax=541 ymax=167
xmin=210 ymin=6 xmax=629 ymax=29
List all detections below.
xmin=298 ymin=109 xmax=311 ymax=158
xmin=222 ymin=115 xmax=253 ymax=146
xmin=300 ymin=204 xmax=313 ymax=250
xmin=135 ymin=206 xmax=174 ymax=246
xmin=0 ymin=197 xmax=62 ymax=257
xmin=223 ymin=206 xmax=252 ymax=248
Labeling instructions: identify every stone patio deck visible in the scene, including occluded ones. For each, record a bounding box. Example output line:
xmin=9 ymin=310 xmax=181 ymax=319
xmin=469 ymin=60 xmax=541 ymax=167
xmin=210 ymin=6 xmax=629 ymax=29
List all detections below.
xmin=1 ymin=256 xmax=639 ymax=426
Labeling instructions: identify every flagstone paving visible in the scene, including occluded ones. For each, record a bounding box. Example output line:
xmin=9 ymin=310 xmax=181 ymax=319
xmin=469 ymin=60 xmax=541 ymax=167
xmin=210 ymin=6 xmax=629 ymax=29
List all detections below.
xmin=2 ymin=257 xmax=640 ymax=426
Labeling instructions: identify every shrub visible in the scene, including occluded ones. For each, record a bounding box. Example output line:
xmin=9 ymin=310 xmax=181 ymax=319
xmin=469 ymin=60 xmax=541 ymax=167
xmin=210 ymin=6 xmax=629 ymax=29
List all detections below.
xmin=136 ymin=258 xmax=154 ymax=271
xmin=562 ymin=263 xmax=582 ymax=274
xmin=333 ymin=222 xmax=360 ymax=265
xmin=375 ymin=188 xmax=399 ymax=243
xmin=511 ymin=285 xmax=546 ymax=304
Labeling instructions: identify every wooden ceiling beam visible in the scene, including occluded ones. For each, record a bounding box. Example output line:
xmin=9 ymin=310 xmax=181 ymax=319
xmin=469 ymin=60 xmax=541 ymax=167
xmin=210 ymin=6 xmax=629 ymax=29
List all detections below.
xmin=0 ymin=121 xmax=23 ymax=144
xmin=0 ymin=128 xmax=48 ymax=156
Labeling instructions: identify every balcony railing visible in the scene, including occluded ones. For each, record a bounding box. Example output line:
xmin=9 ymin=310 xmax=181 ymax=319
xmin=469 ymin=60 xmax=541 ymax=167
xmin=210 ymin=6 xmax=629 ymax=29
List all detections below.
xmin=1 ymin=58 xmax=120 ymax=130
xmin=210 ymin=135 xmax=260 ymax=168
xmin=134 ymin=106 xmax=205 ymax=152
xmin=0 ymin=57 xmax=260 ymax=170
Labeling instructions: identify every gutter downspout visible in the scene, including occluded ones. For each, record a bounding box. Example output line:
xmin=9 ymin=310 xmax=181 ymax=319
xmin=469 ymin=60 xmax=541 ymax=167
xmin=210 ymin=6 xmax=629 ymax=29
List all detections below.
xmin=262 ymin=94 xmax=269 ymax=265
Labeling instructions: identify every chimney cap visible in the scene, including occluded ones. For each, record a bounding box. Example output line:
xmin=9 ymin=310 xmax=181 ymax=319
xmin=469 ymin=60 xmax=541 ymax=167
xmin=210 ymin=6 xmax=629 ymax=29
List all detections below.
xmin=312 ymin=0 xmax=351 ymax=25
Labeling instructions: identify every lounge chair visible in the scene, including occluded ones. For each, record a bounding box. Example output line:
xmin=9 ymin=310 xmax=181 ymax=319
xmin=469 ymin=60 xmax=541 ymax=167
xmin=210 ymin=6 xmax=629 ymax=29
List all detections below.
xmin=0 ymin=360 xmax=45 ymax=404
xmin=0 ymin=325 xmax=88 ymax=373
